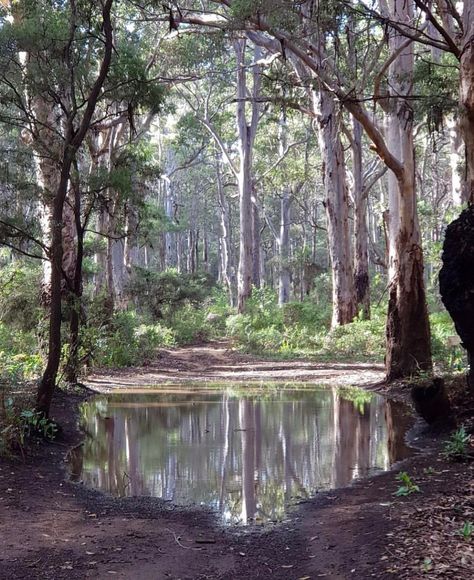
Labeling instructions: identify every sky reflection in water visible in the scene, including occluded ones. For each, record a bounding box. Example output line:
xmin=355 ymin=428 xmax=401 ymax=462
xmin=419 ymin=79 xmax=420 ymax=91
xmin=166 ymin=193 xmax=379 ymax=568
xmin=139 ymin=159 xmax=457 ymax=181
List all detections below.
xmin=71 ymin=385 xmax=411 ymax=525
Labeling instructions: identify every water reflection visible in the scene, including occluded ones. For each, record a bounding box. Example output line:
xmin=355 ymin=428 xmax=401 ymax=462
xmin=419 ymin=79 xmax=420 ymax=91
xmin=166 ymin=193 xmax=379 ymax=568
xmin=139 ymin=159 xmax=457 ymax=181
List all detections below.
xmin=73 ymin=385 xmax=411 ymax=524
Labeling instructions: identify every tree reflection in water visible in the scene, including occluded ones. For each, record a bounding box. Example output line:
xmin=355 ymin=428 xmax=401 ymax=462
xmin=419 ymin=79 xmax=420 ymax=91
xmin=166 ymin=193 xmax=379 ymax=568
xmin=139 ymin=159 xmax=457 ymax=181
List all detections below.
xmin=73 ymin=385 xmax=411 ymax=524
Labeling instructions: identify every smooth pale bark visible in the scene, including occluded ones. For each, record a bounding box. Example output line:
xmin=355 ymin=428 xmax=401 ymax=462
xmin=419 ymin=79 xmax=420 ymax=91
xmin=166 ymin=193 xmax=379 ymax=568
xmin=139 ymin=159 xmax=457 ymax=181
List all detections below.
xmin=289 ymin=42 xmax=356 ymax=325
xmin=216 ymin=155 xmax=235 ymax=305
xmin=251 ymin=202 xmax=261 ymax=288
xmin=315 ymin=89 xmax=357 ymax=328
xmin=278 ymin=112 xmax=291 ymax=306
xmin=123 ymin=202 xmax=139 ymax=295
xmin=29 ymin=100 xmax=76 ymax=302
xmin=447 ymin=117 xmax=464 ymax=206
xmin=187 ymin=229 xmax=197 ymax=273
xmin=278 ymin=189 xmax=291 ymax=305
xmin=235 ymin=40 xmax=261 ymax=313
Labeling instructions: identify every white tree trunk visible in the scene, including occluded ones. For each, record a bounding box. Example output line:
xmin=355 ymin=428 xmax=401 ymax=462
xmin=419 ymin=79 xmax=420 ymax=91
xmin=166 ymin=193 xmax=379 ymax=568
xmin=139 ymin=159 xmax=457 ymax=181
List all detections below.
xmin=315 ymin=89 xmax=356 ymax=328
xmin=278 ymin=112 xmax=291 ymax=306
xmin=235 ymin=39 xmax=261 ymax=313
xmin=216 ymin=155 xmax=235 ymax=305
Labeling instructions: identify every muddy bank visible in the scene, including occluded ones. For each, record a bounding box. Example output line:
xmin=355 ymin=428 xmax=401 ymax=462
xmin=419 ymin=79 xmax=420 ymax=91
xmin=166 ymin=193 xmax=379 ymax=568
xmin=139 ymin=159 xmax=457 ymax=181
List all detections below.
xmin=1 ymin=347 xmax=472 ymax=579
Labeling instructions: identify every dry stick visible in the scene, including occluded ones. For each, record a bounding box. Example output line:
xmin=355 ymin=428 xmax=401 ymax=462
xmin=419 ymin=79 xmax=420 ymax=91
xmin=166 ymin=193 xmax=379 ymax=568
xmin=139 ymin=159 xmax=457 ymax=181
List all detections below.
xmin=165 ymin=528 xmax=202 ymax=551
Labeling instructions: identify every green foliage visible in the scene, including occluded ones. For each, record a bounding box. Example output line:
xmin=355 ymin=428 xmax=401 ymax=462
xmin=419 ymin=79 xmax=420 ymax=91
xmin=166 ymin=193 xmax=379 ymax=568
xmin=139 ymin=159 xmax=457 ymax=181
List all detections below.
xmin=458 ymin=521 xmax=473 ymax=541
xmin=169 ymin=305 xmax=212 ymax=345
xmin=1 ymin=395 xmax=56 ymax=457
xmin=443 ymin=426 xmax=471 ymax=461
xmin=422 ymin=557 xmax=433 ymax=573
xmin=430 ymin=311 xmax=466 ymax=372
xmin=0 ymin=262 xmax=41 ymax=333
xmin=226 ymin=292 xmax=386 ymax=361
xmin=127 ymin=267 xmax=215 ymax=320
xmin=338 ymin=386 xmax=373 ymax=414
xmin=413 ymin=52 xmax=459 ymax=129
xmin=107 ymin=38 xmax=166 ymax=113
xmin=90 ymin=311 xmax=176 ymax=368
xmin=322 ymin=311 xmax=385 ymax=361
xmin=0 ymin=263 xmax=43 ymax=381
xmin=394 ymin=472 xmax=421 ymax=497
xmin=19 ymin=409 xmax=57 ymax=440
xmin=0 ymin=351 xmax=43 ymax=383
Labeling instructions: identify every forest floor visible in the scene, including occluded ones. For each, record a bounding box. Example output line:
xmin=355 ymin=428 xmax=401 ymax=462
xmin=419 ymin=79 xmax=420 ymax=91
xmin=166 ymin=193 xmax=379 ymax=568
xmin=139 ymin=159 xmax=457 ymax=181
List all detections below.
xmin=1 ymin=343 xmax=473 ymax=580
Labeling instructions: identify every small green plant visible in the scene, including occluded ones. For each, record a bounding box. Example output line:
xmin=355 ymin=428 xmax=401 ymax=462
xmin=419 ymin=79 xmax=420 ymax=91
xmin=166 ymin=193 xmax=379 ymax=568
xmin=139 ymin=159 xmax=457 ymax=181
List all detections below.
xmin=443 ymin=426 xmax=471 ymax=461
xmin=422 ymin=557 xmax=433 ymax=573
xmin=20 ymin=409 xmax=58 ymax=440
xmin=394 ymin=471 xmax=421 ymax=496
xmin=458 ymin=521 xmax=473 ymax=541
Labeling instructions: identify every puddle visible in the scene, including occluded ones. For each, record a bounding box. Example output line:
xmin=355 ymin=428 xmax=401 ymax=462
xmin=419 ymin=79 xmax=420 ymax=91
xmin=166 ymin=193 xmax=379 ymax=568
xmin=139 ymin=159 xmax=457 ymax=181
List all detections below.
xmin=70 ymin=384 xmax=412 ymax=525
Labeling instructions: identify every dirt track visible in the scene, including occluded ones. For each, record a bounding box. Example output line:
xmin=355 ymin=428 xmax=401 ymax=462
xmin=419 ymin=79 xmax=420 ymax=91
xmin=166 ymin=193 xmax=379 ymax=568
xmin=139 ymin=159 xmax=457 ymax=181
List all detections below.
xmin=86 ymin=342 xmax=384 ymax=391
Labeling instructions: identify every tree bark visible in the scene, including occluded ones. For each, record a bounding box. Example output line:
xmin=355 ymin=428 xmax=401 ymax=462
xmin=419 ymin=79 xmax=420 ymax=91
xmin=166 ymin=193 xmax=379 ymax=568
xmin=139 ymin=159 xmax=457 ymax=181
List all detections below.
xmin=216 ymin=154 xmax=235 ymax=305
xmin=352 ymin=118 xmax=371 ymax=320
xmin=460 ymin=1 xmax=474 ymax=203
xmin=278 ymin=111 xmax=291 ymax=306
xmin=315 ymin=89 xmax=357 ymax=328
xmin=384 ymin=0 xmax=432 ymax=380
xmin=235 ymin=39 xmax=261 ymax=312
xmin=36 ymin=0 xmax=114 ymax=416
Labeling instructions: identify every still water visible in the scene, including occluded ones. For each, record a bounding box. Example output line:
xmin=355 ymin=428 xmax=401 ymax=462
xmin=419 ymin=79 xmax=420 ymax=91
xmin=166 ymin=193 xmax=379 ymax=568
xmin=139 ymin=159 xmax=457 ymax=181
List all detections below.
xmin=71 ymin=385 xmax=411 ymax=525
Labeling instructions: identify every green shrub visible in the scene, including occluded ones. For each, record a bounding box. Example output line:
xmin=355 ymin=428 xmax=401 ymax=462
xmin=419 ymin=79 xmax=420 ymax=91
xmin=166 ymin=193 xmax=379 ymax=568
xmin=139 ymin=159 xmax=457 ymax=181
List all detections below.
xmin=170 ymin=305 xmax=212 ymax=344
xmin=430 ymin=310 xmax=466 ymax=372
xmin=0 ymin=352 xmax=43 ymax=382
xmin=90 ymin=311 xmax=176 ymax=367
xmin=126 ymin=267 xmax=214 ymax=319
xmin=0 ymin=263 xmax=42 ymax=332
xmin=443 ymin=426 xmax=471 ymax=461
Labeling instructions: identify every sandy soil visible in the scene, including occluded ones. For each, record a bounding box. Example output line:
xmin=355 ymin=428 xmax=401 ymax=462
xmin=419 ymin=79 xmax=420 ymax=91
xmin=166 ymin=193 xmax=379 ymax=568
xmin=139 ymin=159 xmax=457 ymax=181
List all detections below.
xmin=86 ymin=342 xmax=385 ymax=391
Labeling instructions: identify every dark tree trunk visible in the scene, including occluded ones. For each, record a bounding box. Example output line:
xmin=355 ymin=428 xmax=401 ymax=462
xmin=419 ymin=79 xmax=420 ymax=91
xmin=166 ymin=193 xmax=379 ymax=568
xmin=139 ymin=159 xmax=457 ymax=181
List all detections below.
xmin=36 ymin=164 xmax=71 ymax=415
xmin=35 ymin=0 xmax=114 ymax=417
xmin=64 ymin=178 xmax=85 ymax=385
xmin=439 ymin=206 xmax=474 ymax=393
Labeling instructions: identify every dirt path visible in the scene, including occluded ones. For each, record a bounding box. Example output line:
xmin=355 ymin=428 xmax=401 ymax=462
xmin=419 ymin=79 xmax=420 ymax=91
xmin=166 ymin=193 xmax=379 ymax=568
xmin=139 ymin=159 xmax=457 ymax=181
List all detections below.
xmin=86 ymin=342 xmax=384 ymax=391
xmin=1 ymin=345 xmax=471 ymax=579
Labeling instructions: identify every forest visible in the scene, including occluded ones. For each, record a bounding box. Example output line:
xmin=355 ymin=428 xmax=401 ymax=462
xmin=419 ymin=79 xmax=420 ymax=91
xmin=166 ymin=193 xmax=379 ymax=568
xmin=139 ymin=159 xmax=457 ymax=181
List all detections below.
xmin=0 ymin=1 xmax=473 ymax=579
